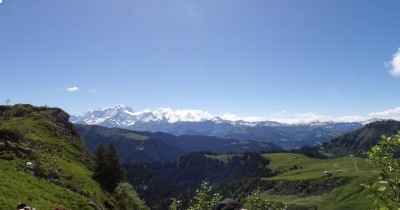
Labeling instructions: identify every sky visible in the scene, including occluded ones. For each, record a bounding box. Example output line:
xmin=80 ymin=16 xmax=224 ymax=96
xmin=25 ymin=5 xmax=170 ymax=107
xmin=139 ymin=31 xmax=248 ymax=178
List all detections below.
xmin=1 ymin=0 xmax=400 ymax=122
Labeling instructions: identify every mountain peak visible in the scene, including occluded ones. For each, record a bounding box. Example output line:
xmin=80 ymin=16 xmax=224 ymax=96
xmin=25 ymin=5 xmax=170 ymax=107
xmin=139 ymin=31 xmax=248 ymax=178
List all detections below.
xmin=100 ymin=104 xmax=134 ymax=112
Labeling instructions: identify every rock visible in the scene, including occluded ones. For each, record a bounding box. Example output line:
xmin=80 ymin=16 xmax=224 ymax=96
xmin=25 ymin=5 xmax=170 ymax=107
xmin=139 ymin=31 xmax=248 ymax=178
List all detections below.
xmin=323 ymin=170 xmax=334 ymax=177
xmin=16 ymin=202 xmax=35 ymax=210
xmin=16 ymin=202 xmax=27 ymax=209
xmin=26 ymin=161 xmax=33 ymax=168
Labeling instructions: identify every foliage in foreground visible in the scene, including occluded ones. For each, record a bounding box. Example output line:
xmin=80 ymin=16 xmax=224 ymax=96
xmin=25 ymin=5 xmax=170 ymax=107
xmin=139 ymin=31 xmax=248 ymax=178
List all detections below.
xmin=367 ymin=131 xmax=400 ymax=209
xmin=113 ymin=182 xmax=149 ymax=210
xmin=169 ymin=181 xmax=222 ymax=210
xmin=244 ymin=189 xmax=286 ymax=210
xmin=169 ymin=181 xmax=286 ymax=210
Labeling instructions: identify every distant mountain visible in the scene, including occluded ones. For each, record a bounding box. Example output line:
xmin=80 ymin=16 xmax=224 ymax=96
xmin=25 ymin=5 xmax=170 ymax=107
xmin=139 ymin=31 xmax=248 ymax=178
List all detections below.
xmin=74 ymin=124 xmax=282 ymax=163
xmin=71 ymin=105 xmax=364 ymax=149
xmin=320 ymin=120 xmax=400 ymax=157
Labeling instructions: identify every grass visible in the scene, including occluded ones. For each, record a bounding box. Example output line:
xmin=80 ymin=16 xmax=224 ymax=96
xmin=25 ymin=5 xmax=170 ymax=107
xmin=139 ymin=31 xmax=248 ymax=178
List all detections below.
xmin=0 ymin=159 xmax=94 ymax=209
xmin=260 ymin=153 xmax=379 ymax=209
xmin=204 ymin=154 xmax=237 ymax=164
xmin=0 ymin=105 xmax=110 ymax=209
xmin=121 ymin=133 xmax=149 ymax=141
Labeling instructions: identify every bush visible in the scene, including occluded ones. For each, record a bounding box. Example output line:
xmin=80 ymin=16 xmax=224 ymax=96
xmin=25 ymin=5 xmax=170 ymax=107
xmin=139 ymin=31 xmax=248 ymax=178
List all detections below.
xmin=170 ymin=181 xmax=222 ymax=210
xmin=113 ymin=182 xmax=149 ymax=210
xmin=244 ymin=189 xmax=286 ymax=210
xmin=366 ymin=131 xmax=400 ymax=209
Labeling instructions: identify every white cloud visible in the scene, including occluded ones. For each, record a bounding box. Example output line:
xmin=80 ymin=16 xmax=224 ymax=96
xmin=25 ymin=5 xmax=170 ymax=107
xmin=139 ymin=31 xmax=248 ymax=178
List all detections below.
xmin=0 ymin=0 xmax=3 ymax=4
xmin=221 ymin=113 xmax=266 ymax=122
xmin=66 ymin=86 xmax=79 ymax=92
xmin=386 ymin=48 xmax=400 ymax=77
xmin=335 ymin=115 xmax=368 ymax=122
xmin=273 ymin=110 xmax=287 ymax=116
xmin=271 ymin=112 xmax=331 ymax=124
xmin=270 ymin=112 xmax=368 ymax=124
xmin=369 ymin=107 xmax=400 ymax=118
xmin=155 ymin=108 xmax=214 ymax=123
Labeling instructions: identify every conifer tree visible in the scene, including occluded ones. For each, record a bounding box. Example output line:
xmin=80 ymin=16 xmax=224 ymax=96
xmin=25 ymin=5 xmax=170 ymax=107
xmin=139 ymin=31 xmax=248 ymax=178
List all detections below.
xmin=93 ymin=143 xmax=107 ymax=184
xmin=93 ymin=142 xmax=125 ymax=192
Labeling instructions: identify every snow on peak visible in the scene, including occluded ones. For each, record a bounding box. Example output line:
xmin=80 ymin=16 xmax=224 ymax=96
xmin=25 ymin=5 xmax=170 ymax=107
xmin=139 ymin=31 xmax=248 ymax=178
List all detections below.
xmin=73 ymin=105 xmax=216 ymax=124
xmin=72 ymin=105 xmax=380 ymax=127
xmin=100 ymin=104 xmax=133 ymax=112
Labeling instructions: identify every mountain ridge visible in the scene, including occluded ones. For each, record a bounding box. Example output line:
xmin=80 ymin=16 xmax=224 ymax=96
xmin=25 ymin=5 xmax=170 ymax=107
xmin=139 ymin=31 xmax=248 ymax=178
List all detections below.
xmin=71 ymin=105 xmax=364 ymax=149
xmin=320 ymin=120 xmax=400 ymax=157
xmin=74 ymin=124 xmax=283 ymax=163
xmin=71 ymin=104 xmax=377 ymax=126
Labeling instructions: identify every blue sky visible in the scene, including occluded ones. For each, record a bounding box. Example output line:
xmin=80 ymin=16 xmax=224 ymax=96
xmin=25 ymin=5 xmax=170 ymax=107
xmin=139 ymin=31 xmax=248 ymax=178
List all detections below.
xmin=1 ymin=0 xmax=400 ymax=122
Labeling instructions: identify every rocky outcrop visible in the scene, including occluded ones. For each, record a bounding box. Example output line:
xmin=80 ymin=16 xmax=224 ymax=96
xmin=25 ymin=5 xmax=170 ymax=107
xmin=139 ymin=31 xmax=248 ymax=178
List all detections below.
xmin=0 ymin=129 xmax=34 ymax=159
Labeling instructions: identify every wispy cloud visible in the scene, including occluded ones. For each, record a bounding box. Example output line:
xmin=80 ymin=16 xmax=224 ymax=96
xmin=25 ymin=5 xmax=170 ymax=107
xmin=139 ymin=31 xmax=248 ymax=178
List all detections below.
xmin=0 ymin=0 xmax=3 ymax=4
xmin=369 ymin=107 xmax=400 ymax=118
xmin=273 ymin=110 xmax=287 ymax=116
xmin=270 ymin=106 xmax=400 ymax=124
xmin=270 ymin=112 xmax=368 ymax=124
xmin=88 ymin=87 xmax=97 ymax=94
xmin=66 ymin=86 xmax=79 ymax=92
xmin=386 ymin=48 xmax=400 ymax=77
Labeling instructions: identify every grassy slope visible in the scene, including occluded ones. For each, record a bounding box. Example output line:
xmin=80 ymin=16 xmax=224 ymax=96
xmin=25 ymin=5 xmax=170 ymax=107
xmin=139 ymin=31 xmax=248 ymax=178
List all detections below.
xmin=261 ymin=153 xmax=378 ymax=210
xmin=204 ymin=154 xmax=237 ymax=164
xmin=0 ymin=105 xmax=109 ymax=209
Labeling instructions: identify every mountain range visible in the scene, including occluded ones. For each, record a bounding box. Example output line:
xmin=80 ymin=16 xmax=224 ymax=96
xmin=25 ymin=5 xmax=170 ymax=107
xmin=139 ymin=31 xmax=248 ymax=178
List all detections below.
xmin=71 ymin=105 xmax=364 ymax=149
xmin=74 ymin=124 xmax=282 ymax=163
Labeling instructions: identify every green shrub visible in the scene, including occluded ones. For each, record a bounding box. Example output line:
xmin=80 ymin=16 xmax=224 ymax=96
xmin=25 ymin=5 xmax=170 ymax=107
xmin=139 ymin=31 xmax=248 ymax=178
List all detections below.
xmin=366 ymin=132 xmax=400 ymax=209
xmin=169 ymin=181 xmax=222 ymax=210
xmin=244 ymin=189 xmax=286 ymax=210
xmin=113 ymin=182 xmax=149 ymax=210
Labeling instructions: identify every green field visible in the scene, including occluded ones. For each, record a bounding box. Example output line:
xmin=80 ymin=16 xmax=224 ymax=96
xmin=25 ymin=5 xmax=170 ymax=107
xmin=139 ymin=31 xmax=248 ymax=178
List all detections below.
xmin=204 ymin=154 xmax=237 ymax=164
xmin=260 ymin=153 xmax=379 ymax=210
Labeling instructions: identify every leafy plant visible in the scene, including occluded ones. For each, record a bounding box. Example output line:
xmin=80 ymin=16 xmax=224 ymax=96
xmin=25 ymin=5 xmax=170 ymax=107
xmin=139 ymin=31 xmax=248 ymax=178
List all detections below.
xmin=366 ymin=131 xmax=400 ymax=209
xmin=169 ymin=198 xmax=182 ymax=210
xmin=169 ymin=181 xmax=222 ymax=210
xmin=188 ymin=181 xmax=222 ymax=210
xmin=244 ymin=188 xmax=286 ymax=210
xmin=113 ymin=182 xmax=149 ymax=210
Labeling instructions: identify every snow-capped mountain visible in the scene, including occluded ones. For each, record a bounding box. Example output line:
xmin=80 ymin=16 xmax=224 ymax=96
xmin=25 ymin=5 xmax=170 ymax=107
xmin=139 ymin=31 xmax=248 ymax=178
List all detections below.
xmin=71 ymin=104 xmax=217 ymax=125
xmin=70 ymin=105 xmax=365 ymax=149
xmin=71 ymin=104 xmax=282 ymax=127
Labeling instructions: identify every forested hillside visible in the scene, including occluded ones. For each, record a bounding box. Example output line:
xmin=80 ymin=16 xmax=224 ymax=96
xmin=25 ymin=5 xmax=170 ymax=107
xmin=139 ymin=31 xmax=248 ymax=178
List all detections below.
xmin=123 ymin=152 xmax=275 ymax=209
xmin=320 ymin=120 xmax=400 ymax=157
xmin=75 ymin=124 xmax=282 ymax=163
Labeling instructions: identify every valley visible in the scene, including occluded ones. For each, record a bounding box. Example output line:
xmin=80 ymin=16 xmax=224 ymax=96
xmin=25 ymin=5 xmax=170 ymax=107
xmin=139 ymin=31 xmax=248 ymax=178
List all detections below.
xmin=0 ymin=104 xmax=396 ymax=210
xmin=3 ymin=1 xmax=400 ymax=209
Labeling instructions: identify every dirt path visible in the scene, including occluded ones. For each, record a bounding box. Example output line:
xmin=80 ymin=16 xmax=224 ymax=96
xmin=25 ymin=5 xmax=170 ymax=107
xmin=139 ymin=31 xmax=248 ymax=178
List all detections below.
xmin=353 ymin=159 xmax=359 ymax=172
